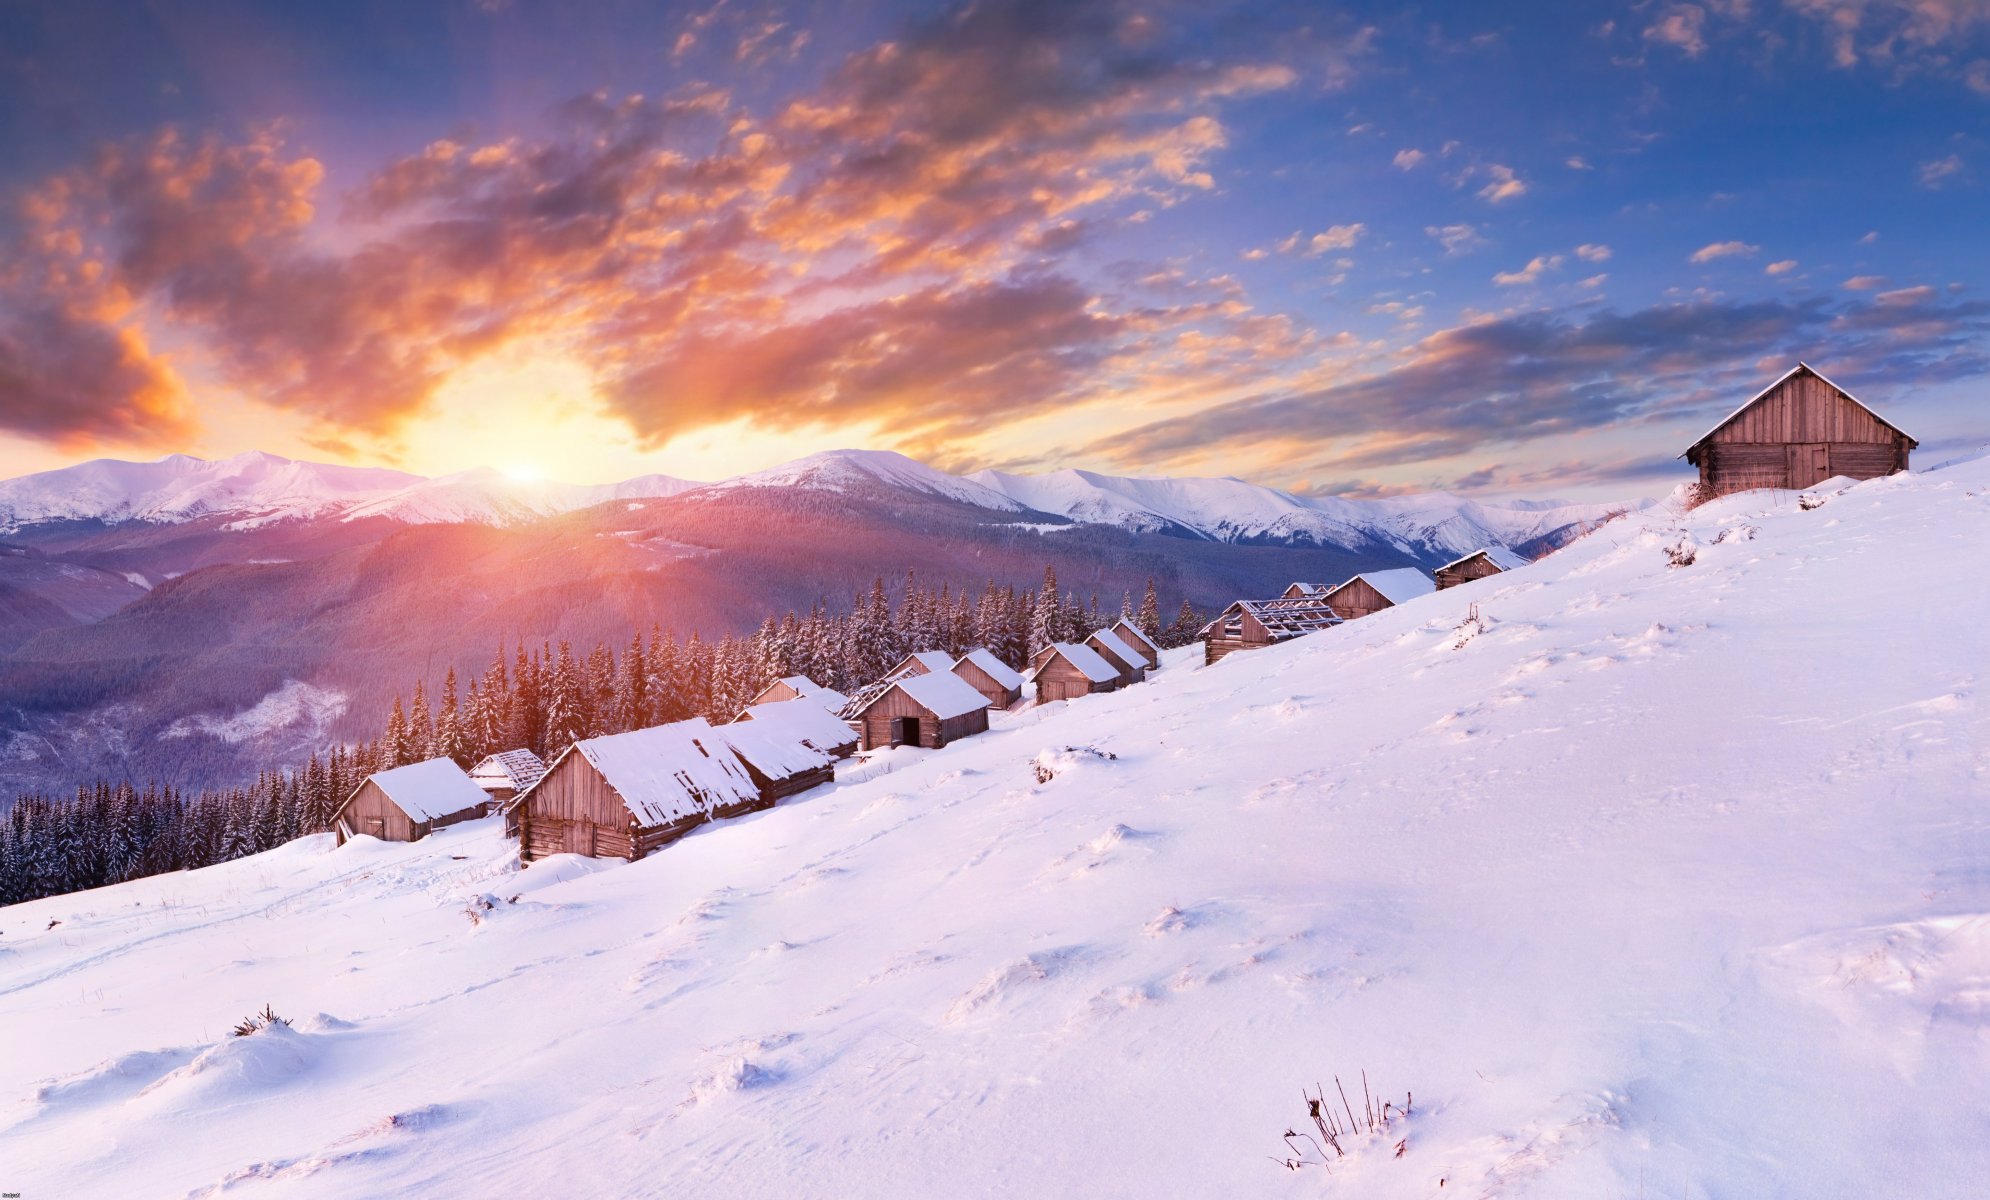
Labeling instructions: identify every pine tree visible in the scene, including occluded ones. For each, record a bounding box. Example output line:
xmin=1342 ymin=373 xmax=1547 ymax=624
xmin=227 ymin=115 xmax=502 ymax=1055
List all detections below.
xmin=383 ymin=696 xmax=411 ymax=768
xmin=1029 ymin=567 xmax=1060 ymax=658
xmin=1138 ymin=578 xmax=1161 ymax=639
xmin=408 ymin=680 xmax=434 ymax=763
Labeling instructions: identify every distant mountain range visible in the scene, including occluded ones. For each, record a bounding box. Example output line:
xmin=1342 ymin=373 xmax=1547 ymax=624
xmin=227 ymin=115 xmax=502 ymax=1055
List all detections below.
xmin=0 ymin=447 xmax=1646 ymax=797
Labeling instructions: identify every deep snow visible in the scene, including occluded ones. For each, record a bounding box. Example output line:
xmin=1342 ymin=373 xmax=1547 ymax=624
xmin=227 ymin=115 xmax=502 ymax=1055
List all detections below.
xmin=3 ymin=460 xmax=1988 ymax=1198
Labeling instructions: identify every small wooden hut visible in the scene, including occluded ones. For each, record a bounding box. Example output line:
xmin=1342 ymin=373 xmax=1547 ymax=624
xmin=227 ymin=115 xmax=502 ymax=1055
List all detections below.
xmin=1196 ymin=595 xmax=1342 ymax=664
xmin=951 ymin=647 xmax=1024 ymax=709
xmin=748 ymin=674 xmax=850 ymax=714
xmin=1084 ymin=628 xmax=1148 ymax=686
xmin=470 ymin=749 xmax=549 ymax=836
xmin=1434 ymin=546 xmax=1530 ymax=591
xmin=884 ymin=649 xmax=958 ymax=681
xmin=706 ymin=721 xmax=835 ymax=813
xmin=1107 ymin=618 xmax=1161 ymax=670
xmin=1321 ymin=568 xmax=1435 ymax=621
xmin=847 ymin=670 xmax=993 ymax=751
xmin=333 ymin=758 xmax=490 ymax=846
xmin=512 ymin=719 xmax=759 ymax=863
xmin=1281 ymin=582 xmax=1330 ymax=600
xmin=1026 ymin=642 xmax=1122 ymax=703
xmin=733 ymin=696 xmax=860 ymax=759
xmin=1682 ymin=362 xmax=1915 ymax=498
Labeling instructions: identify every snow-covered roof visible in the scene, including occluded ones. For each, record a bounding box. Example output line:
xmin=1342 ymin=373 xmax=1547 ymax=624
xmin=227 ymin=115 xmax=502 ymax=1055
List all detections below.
xmin=357 ymin=757 xmax=490 ymax=823
xmin=1680 ymin=362 xmax=1915 ymax=456
xmin=1110 ymin=618 xmax=1159 ymax=652
xmin=1196 ymin=596 xmax=1343 ymax=640
xmin=1435 ymin=546 xmax=1530 ymax=574
xmin=954 ymin=647 xmax=1023 ymax=690
xmin=1282 ymin=581 xmax=1330 ymax=597
xmin=567 ymin=718 xmax=761 ymax=826
xmin=765 ymin=675 xmax=850 ymax=713
xmin=855 ymin=670 xmax=993 ymax=721
xmin=888 ymin=650 xmax=957 ymax=679
xmin=707 ymin=719 xmax=833 ymax=782
xmin=1331 ymin=567 xmax=1436 ymax=606
xmin=1087 ymin=628 xmax=1143 ymax=672
xmin=1026 ymin=641 xmax=1121 ymax=685
xmin=468 ymin=748 xmax=547 ymax=792
xmin=735 ymin=697 xmax=859 ymax=754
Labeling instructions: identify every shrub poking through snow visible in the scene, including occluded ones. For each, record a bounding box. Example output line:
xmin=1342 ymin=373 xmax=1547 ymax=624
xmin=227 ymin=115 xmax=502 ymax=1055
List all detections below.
xmin=1799 ymin=491 xmax=1828 ymax=511
xmin=1664 ymin=536 xmax=1698 ymax=568
xmin=1452 ymin=602 xmax=1489 ymax=650
xmin=1274 ymin=1072 xmax=1411 ymax=1171
xmin=1030 ymin=745 xmax=1118 ymax=784
xmin=230 ymin=1005 xmax=291 ymax=1038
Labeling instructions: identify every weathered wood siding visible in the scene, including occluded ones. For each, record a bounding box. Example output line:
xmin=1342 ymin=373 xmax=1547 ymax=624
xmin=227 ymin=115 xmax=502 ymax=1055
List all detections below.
xmin=1435 ymin=555 xmax=1505 ymax=591
xmin=1032 ymin=654 xmax=1121 ymax=703
xmin=1690 ymin=370 xmax=1911 ymax=496
xmin=752 ymin=679 xmax=805 ymax=705
xmin=724 ymin=760 xmax=836 ymax=815
xmin=1083 ymin=632 xmax=1147 ymax=686
xmin=1202 ymin=607 xmax=1271 ymax=664
xmin=517 ymin=753 xmax=708 ymax=863
xmin=1110 ymin=622 xmax=1160 ymax=668
xmin=336 ymin=779 xmax=419 ymax=844
xmin=1324 ymin=578 xmax=1394 ymax=620
xmin=853 ymin=688 xmax=988 ymax=750
xmin=952 ymin=660 xmax=1021 ymax=709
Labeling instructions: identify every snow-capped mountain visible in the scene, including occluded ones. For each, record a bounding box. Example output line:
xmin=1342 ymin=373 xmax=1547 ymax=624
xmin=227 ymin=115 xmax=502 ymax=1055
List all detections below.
xmin=6 ymin=457 xmax=1985 ymax=1198
xmin=704 ymin=448 xmax=1030 ymax=513
xmin=0 ymin=452 xmax=701 ymax=533
xmin=969 ymin=464 xmax=1644 ymax=559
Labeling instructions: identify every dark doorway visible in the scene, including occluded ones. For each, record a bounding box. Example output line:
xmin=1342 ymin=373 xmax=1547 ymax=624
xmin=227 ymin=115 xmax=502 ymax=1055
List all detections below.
xmin=892 ymin=716 xmax=921 ymax=746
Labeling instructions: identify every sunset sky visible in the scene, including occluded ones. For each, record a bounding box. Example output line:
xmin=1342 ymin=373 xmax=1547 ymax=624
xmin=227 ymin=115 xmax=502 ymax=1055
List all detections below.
xmin=1 ymin=0 xmax=1986 ymax=500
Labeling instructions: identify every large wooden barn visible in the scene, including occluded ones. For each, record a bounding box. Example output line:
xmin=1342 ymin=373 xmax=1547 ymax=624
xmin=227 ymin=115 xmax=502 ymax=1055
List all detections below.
xmin=512 ymin=719 xmax=760 ymax=863
xmin=1434 ymin=546 xmax=1530 ymax=591
xmin=1682 ymin=362 xmax=1915 ymax=498
xmin=1107 ymin=618 xmax=1161 ymax=670
xmin=951 ymin=647 xmax=1024 ymax=709
xmin=747 ymin=674 xmax=849 ymax=714
xmin=706 ymin=721 xmax=835 ymax=814
xmin=1084 ymin=628 xmax=1148 ymax=686
xmin=1197 ymin=595 xmax=1342 ymax=664
xmin=1026 ymin=641 xmax=1122 ymax=703
xmin=733 ymin=696 xmax=860 ymax=759
xmin=847 ymin=670 xmax=993 ymax=751
xmin=1321 ymin=568 xmax=1435 ymax=621
xmin=333 ymin=758 xmax=490 ymax=846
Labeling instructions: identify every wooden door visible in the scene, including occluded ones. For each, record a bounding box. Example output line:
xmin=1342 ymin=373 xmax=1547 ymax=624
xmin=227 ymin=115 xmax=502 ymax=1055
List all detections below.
xmin=566 ymin=819 xmax=595 ymax=856
xmin=1786 ymin=443 xmax=1830 ymax=488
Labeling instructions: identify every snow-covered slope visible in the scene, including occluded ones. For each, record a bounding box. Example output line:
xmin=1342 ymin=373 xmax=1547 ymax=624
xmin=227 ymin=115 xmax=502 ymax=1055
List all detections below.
xmin=0 ymin=453 xmax=700 ymax=532
xmin=705 ymin=448 xmax=1030 ymax=513
xmin=5 ymin=459 xmax=1986 ymax=1197
xmin=970 ymin=464 xmax=1642 ymax=558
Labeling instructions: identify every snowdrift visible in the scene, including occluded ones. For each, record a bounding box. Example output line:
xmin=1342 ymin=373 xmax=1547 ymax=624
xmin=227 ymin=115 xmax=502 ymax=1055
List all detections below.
xmin=3 ymin=460 xmax=1988 ymax=1198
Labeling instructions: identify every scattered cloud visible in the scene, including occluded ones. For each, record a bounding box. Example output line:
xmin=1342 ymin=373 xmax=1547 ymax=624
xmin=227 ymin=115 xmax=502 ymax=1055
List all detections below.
xmin=1426 ymin=223 xmax=1487 ymax=256
xmin=1393 ymin=148 xmax=1427 ymax=170
xmin=1844 ymin=274 xmax=1890 ymax=289
xmin=1643 ymin=3 xmax=1710 ymax=56
xmin=1690 ymin=240 xmax=1761 ymax=262
xmin=1476 ymin=163 xmax=1528 ymax=203
xmin=1578 ymin=273 xmax=1609 ymax=289
xmin=1918 ymin=153 xmax=1964 ymax=188
xmin=1576 ymin=243 xmax=1613 ymax=262
xmin=1278 ymin=224 xmax=1367 ymax=256
xmin=1493 ymin=255 xmax=1565 ymax=286
xmin=1765 ymin=259 xmax=1800 ymax=275
xmin=1859 ymin=230 xmax=1880 ymax=244
xmin=1566 ymin=155 xmax=1594 ymax=170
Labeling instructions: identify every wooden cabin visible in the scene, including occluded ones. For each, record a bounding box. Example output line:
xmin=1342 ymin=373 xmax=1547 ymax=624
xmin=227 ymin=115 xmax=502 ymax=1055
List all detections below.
xmin=1281 ymin=582 xmax=1330 ymax=600
xmin=1434 ymin=547 xmax=1530 ymax=591
xmin=1321 ymin=568 xmax=1435 ymax=621
xmin=884 ymin=650 xmax=957 ymax=681
xmin=1084 ymin=628 xmax=1147 ymax=686
xmin=951 ymin=647 xmax=1024 ymax=709
xmin=512 ymin=719 xmax=759 ymax=863
xmin=1682 ymin=362 xmax=1915 ymax=498
xmin=1026 ymin=642 xmax=1122 ymax=703
xmin=333 ymin=758 xmax=489 ymax=846
xmin=1107 ymin=618 xmax=1161 ymax=670
xmin=1197 ymin=595 xmax=1341 ymax=664
xmin=748 ymin=674 xmax=849 ymax=714
xmin=733 ymin=696 xmax=860 ymax=759
xmin=706 ymin=721 xmax=835 ymax=813
xmin=470 ymin=749 xmax=549 ymax=836
xmin=848 ymin=670 xmax=993 ymax=751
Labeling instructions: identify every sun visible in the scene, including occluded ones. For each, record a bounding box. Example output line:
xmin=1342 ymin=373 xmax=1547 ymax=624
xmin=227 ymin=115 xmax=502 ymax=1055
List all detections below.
xmin=499 ymin=463 xmax=545 ymax=483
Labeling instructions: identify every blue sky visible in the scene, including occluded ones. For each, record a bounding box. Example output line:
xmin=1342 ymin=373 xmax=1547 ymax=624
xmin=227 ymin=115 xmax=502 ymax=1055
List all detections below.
xmin=0 ymin=0 xmax=1984 ymax=499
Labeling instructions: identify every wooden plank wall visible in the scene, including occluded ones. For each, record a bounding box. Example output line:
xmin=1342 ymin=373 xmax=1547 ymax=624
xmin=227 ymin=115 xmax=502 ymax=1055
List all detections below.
xmin=953 ymin=661 xmax=1020 ymax=709
xmin=1326 ymin=578 xmax=1393 ymax=620
xmin=1705 ymin=372 xmax=1899 ymax=446
xmin=1032 ymin=655 xmax=1119 ymax=703
xmin=336 ymin=780 xmax=421 ymax=844
xmin=1435 ymin=556 xmax=1504 ymax=591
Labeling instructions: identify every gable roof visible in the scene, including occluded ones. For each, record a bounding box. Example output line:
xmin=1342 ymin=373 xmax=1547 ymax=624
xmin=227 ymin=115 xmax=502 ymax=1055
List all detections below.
xmin=552 ymin=718 xmax=761 ymax=827
xmin=1026 ymin=641 xmax=1121 ymax=684
xmin=954 ymin=647 xmax=1024 ymax=691
xmin=1435 ymin=545 xmax=1530 ymax=575
xmin=887 ymin=650 xmax=957 ymax=679
xmin=1109 ymin=618 xmax=1160 ymax=653
xmin=706 ymin=719 xmax=833 ymax=782
xmin=1328 ymin=567 xmax=1435 ymax=606
xmin=851 ymin=669 xmax=993 ymax=721
xmin=733 ymin=697 xmax=859 ymax=754
xmin=353 ymin=757 xmax=489 ymax=823
xmin=1282 ymin=582 xmax=1330 ymax=598
xmin=1196 ymin=596 xmax=1343 ymax=640
xmin=1681 ymin=361 xmax=1916 ymax=456
xmin=468 ymin=748 xmax=547 ymax=792
xmin=1086 ymin=628 xmax=1143 ymax=672
xmin=760 ymin=675 xmax=850 ymax=713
